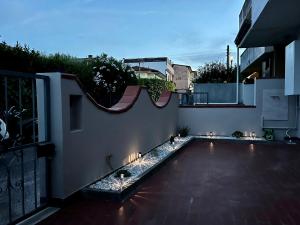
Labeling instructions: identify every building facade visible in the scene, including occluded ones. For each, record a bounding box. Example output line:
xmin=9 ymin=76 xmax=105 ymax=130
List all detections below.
xmin=131 ymin=66 xmax=165 ymax=80
xmin=236 ymin=0 xmax=300 ymax=84
xmin=124 ymin=57 xmax=175 ymax=81
xmin=172 ymin=64 xmax=196 ymax=92
xmin=235 ymin=0 xmax=300 ymax=137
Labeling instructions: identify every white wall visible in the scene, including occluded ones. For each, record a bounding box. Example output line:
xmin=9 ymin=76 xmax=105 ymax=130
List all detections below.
xmin=285 ymin=40 xmax=300 ymax=95
xmin=39 ymin=73 xmax=178 ymax=199
xmin=297 ymin=97 xmax=300 ymax=138
xmin=194 ymin=83 xmax=237 ymax=103
xmin=179 ymin=79 xmax=298 ymax=139
xmin=242 ymin=84 xmax=255 ymax=106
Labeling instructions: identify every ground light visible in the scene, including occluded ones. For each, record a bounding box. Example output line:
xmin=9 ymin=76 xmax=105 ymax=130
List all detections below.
xmin=209 ymin=142 xmax=214 ymax=154
xmin=87 ymin=135 xmax=267 ymax=194
xmin=249 ymin=144 xmax=255 ymax=156
xmin=88 ymin=136 xmax=193 ymax=193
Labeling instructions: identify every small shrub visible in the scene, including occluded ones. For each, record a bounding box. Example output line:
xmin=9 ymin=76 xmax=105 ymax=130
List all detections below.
xmin=232 ymin=131 xmax=243 ymax=138
xmin=263 ymin=129 xmax=274 ymax=141
xmin=169 ymin=136 xmax=175 ymax=144
xmin=178 ymin=127 xmax=190 ymax=137
xmin=115 ymin=169 xmax=131 ymax=178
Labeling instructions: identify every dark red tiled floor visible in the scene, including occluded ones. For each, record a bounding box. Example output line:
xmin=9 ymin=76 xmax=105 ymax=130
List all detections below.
xmin=40 ymin=140 xmax=300 ymax=225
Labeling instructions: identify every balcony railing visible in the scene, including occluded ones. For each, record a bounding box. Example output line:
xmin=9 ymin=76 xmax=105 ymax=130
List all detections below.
xmin=240 ymin=47 xmax=273 ymax=72
xmin=239 ymin=0 xmax=252 ymax=28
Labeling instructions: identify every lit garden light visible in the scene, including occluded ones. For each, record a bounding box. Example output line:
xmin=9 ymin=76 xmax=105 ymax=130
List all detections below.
xmin=88 ymin=136 xmax=193 ymax=193
xmin=209 ymin=132 xmax=214 ymax=138
xmin=174 ymin=136 xmax=179 ymax=142
xmin=251 ymin=132 xmax=256 ymax=139
xmin=169 ymin=136 xmax=175 ymax=145
xmin=120 ymin=174 xmax=124 ymax=191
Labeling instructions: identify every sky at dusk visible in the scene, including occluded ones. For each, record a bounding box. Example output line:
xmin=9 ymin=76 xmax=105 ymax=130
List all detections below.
xmin=0 ymin=0 xmax=244 ymax=69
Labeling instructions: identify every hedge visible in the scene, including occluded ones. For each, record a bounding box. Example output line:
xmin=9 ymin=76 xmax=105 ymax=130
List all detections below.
xmin=0 ymin=42 xmax=175 ymax=104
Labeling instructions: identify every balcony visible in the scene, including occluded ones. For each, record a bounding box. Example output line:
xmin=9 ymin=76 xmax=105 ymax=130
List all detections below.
xmin=240 ymin=47 xmax=273 ymax=72
xmin=237 ymin=0 xmax=300 ymax=48
xmin=239 ymin=0 xmax=252 ymax=28
xmin=235 ymin=0 xmax=252 ymax=46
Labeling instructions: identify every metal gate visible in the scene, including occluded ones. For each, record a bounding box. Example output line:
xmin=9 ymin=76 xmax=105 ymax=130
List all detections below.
xmin=0 ymin=70 xmax=53 ymax=225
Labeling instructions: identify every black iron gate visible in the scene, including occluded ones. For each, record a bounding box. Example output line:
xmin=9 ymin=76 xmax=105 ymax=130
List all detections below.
xmin=0 ymin=70 xmax=52 ymax=225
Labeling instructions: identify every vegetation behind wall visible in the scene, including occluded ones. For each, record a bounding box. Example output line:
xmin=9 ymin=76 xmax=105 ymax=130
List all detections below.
xmin=194 ymin=61 xmax=237 ymax=83
xmin=137 ymin=78 xmax=176 ymax=101
xmin=0 ymin=42 xmax=175 ymax=107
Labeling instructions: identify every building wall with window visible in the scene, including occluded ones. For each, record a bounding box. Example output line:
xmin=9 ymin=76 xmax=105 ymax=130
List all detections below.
xmin=173 ymin=64 xmax=193 ymax=91
xmin=124 ymin=57 xmax=175 ymax=81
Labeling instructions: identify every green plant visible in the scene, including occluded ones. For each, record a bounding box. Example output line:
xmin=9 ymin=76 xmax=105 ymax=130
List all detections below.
xmin=178 ymin=127 xmax=190 ymax=137
xmin=232 ymin=131 xmax=243 ymax=138
xmin=263 ymin=129 xmax=274 ymax=141
xmin=115 ymin=169 xmax=131 ymax=178
xmin=137 ymin=78 xmax=175 ymax=101
xmin=92 ymin=54 xmax=138 ymax=106
xmin=193 ymin=61 xmax=237 ymax=84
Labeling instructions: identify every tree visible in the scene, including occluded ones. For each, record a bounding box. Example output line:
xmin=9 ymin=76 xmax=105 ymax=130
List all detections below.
xmin=92 ymin=54 xmax=138 ymax=106
xmin=194 ymin=61 xmax=237 ymax=83
xmin=0 ymin=42 xmax=138 ymax=107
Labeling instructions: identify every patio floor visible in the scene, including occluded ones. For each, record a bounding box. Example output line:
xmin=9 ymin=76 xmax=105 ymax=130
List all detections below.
xmin=39 ymin=140 xmax=300 ymax=225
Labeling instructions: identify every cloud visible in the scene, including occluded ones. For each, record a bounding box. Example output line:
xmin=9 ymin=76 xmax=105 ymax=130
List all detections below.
xmin=171 ymin=52 xmax=225 ymax=69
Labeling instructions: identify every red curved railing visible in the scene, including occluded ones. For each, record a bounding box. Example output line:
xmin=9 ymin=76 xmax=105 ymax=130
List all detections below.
xmin=62 ymin=74 xmax=173 ymax=113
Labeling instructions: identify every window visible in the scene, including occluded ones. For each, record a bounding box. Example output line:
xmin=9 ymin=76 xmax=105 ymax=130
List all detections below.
xmin=70 ymin=95 xmax=82 ymax=131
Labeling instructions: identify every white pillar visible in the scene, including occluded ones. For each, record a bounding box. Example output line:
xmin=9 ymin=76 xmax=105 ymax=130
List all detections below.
xmin=236 ymin=47 xmax=240 ymax=104
xmin=254 ymin=77 xmax=257 ymax=106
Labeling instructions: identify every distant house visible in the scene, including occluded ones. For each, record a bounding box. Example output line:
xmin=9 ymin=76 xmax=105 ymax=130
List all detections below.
xmin=131 ymin=66 xmax=165 ymax=80
xmin=172 ymin=64 xmax=197 ymax=92
xmin=124 ymin=57 xmax=175 ymax=81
